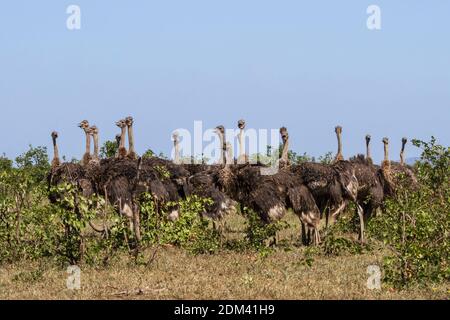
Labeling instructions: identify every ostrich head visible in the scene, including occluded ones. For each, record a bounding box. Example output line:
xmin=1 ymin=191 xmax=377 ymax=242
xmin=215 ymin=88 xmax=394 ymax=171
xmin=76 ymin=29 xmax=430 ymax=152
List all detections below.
xmin=115 ymin=119 xmax=126 ymax=129
xmin=125 ymin=116 xmax=134 ymax=126
xmin=365 ymin=134 xmax=371 ymax=145
xmin=335 ymin=125 xmax=343 ymax=135
xmin=78 ymin=120 xmax=89 ymax=131
xmin=51 ymin=131 xmax=58 ymax=141
xmin=238 ymin=119 xmax=246 ymax=130
xmin=89 ymin=125 xmax=98 ymax=136
xmin=280 ymin=127 xmax=289 ymax=144
xmin=402 ymin=137 xmax=408 ymax=149
xmin=215 ymin=125 xmax=225 ymax=136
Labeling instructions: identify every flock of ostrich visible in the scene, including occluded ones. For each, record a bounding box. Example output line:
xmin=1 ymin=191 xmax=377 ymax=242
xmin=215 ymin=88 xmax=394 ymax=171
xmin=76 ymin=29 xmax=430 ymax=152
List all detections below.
xmin=47 ymin=117 xmax=418 ymax=245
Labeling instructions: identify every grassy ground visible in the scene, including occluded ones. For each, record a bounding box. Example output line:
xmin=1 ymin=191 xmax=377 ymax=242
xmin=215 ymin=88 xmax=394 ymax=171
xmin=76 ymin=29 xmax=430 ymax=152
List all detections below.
xmin=0 ymin=212 xmax=448 ymax=300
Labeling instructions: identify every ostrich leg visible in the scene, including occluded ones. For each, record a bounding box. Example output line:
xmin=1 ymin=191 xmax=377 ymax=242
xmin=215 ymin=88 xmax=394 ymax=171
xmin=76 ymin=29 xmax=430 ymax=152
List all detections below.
xmin=357 ymin=203 xmax=365 ymax=243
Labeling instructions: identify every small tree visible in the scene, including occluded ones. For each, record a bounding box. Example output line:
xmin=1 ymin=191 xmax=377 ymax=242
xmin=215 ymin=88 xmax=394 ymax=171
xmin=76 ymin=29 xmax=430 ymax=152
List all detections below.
xmin=99 ymin=140 xmax=118 ymax=159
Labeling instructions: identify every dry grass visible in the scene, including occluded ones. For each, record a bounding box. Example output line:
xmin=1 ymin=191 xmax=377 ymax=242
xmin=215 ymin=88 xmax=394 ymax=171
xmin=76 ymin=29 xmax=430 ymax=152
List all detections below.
xmin=0 ymin=213 xmax=448 ymax=300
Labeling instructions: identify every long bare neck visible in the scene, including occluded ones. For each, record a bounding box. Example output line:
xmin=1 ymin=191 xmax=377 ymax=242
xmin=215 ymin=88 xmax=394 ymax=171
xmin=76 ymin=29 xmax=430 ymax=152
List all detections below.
xmin=400 ymin=140 xmax=406 ymax=165
xmin=239 ymin=128 xmax=244 ymax=160
xmin=366 ymin=138 xmax=371 ymax=160
xmin=52 ymin=136 xmax=59 ymax=163
xmin=93 ymin=133 xmax=99 ymax=159
xmin=218 ymin=132 xmax=225 ymax=165
xmin=120 ymin=127 xmax=126 ymax=149
xmin=174 ymin=139 xmax=180 ymax=164
xmin=85 ymin=130 xmax=91 ymax=155
xmin=127 ymin=124 xmax=135 ymax=153
xmin=336 ymin=131 xmax=343 ymax=160
xmin=384 ymin=142 xmax=389 ymax=163
xmin=281 ymin=137 xmax=289 ymax=163
xmin=226 ymin=144 xmax=233 ymax=164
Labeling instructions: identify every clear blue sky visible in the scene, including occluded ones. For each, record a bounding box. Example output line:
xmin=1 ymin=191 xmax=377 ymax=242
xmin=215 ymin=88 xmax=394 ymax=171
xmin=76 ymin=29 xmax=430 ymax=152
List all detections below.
xmin=1 ymin=1 xmax=449 ymax=163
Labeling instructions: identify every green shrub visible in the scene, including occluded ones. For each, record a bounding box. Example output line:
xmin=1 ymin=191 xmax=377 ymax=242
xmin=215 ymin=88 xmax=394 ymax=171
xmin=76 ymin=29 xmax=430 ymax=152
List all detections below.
xmin=99 ymin=140 xmax=118 ymax=159
xmin=368 ymin=138 xmax=449 ymax=287
xmin=242 ymin=207 xmax=289 ymax=254
xmin=139 ymin=194 xmax=220 ymax=254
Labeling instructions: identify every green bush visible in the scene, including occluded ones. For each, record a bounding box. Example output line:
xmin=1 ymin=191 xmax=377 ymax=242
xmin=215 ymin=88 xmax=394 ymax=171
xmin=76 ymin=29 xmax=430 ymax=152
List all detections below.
xmin=368 ymin=138 xmax=449 ymax=287
xmin=242 ymin=207 xmax=289 ymax=254
xmin=139 ymin=193 xmax=220 ymax=254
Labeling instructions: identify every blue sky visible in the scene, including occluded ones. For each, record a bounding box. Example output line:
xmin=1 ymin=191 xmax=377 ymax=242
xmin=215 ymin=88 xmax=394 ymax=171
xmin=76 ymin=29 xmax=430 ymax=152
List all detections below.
xmin=0 ymin=1 xmax=449 ymax=163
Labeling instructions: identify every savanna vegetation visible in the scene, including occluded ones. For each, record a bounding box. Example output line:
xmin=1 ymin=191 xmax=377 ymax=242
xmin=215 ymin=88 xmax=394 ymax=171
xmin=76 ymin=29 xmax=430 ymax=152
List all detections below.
xmin=0 ymin=138 xmax=448 ymax=299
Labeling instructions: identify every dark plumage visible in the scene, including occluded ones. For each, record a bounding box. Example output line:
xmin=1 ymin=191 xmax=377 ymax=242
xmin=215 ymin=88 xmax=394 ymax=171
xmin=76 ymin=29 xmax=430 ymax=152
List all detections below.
xmin=48 ymin=162 xmax=94 ymax=203
xmin=294 ymin=161 xmax=358 ymax=219
xmin=185 ymin=170 xmax=237 ymax=220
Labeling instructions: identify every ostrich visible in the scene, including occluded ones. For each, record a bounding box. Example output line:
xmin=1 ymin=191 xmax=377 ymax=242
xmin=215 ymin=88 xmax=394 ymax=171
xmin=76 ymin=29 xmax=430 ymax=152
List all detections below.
xmin=47 ymin=132 xmax=94 ymax=203
xmin=237 ymin=119 xmax=248 ymax=164
xmin=125 ymin=116 xmax=138 ymax=160
xmin=329 ymin=126 xmax=381 ymax=242
xmin=394 ymin=137 xmax=418 ymax=187
xmin=292 ymin=126 xmax=359 ymax=242
xmin=333 ymin=126 xmax=344 ymax=163
xmin=98 ymin=157 xmax=144 ymax=242
xmin=347 ymin=152 xmax=385 ymax=242
xmin=51 ymin=131 xmax=61 ymax=168
xmin=78 ymin=120 xmax=91 ymax=165
xmin=116 ymin=119 xmax=127 ymax=159
xmin=381 ymin=137 xmax=418 ymax=195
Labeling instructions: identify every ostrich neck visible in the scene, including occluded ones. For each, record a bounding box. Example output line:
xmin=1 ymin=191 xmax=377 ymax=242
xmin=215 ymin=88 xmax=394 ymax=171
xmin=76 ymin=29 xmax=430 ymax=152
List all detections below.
xmin=218 ymin=132 xmax=226 ymax=165
xmin=400 ymin=143 xmax=406 ymax=165
xmin=85 ymin=131 xmax=91 ymax=155
xmin=384 ymin=143 xmax=389 ymax=162
xmin=281 ymin=138 xmax=289 ymax=162
xmin=174 ymin=140 xmax=180 ymax=163
xmin=366 ymin=140 xmax=371 ymax=159
xmin=120 ymin=127 xmax=126 ymax=149
xmin=93 ymin=133 xmax=99 ymax=159
xmin=337 ymin=132 xmax=342 ymax=158
xmin=52 ymin=136 xmax=59 ymax=160
xmin=127 ymin=125 xmax=135 ymax=152
xmin=239 ymin=129 xmax=244 ymax=159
